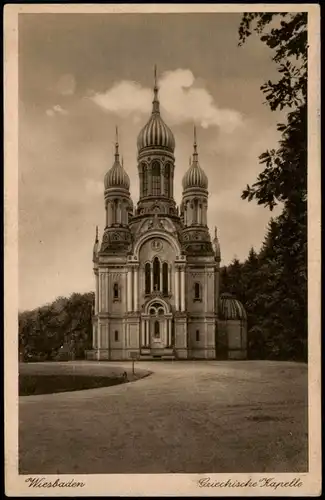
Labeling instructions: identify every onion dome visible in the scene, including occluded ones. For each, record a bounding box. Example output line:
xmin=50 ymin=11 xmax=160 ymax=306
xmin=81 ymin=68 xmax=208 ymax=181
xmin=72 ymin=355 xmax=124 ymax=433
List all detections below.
xmin=137 ymin=66 xmax=175 ymax=153
xmin=219 ymin=293 xmax=247 ymax=321
xmin=104 ymin=128 xmax=130 ymax=190
xmin=182 ymin=126 xmax=208 ymax=190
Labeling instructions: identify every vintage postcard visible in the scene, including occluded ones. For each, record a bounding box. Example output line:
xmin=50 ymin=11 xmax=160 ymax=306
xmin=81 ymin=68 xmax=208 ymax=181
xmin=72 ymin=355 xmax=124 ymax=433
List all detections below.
xmin=4 ymin=3 xmax=321 ymax=497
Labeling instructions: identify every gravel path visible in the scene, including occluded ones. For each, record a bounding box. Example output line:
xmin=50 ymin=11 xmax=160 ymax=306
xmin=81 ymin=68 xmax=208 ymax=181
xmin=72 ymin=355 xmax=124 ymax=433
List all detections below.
xmin=19 ymin=360 xmax=308 ymax=474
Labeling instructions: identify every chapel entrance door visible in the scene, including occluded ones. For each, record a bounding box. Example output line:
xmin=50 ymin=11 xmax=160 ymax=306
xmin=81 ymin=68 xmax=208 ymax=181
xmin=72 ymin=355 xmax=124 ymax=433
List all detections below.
xmin=149 ymin=303 xmax=167 ymax=350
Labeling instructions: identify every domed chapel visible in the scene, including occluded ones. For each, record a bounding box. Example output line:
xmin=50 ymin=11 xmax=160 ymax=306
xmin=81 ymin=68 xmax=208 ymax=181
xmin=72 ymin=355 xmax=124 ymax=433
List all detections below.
xmin=89 ymin=69 xmax=247 ymax=361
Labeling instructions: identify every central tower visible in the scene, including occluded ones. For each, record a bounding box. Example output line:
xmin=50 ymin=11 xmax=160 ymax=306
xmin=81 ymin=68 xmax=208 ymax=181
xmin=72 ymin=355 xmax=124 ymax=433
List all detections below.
xmin=136 ymin=66 xmax=177 ymax=217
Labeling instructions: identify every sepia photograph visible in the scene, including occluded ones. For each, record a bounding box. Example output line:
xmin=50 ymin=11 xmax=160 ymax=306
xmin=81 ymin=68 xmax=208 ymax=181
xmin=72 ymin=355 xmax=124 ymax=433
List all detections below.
xmin=4 ymin=3 xmax=321 ymax=497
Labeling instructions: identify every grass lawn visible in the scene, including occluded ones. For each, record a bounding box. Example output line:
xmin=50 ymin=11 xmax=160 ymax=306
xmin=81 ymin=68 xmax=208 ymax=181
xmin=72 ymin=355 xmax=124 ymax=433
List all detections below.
xmin=19 ymin=374 xmax=129 ymax=396
xmin=19 ymin=362 xmax=150 ymax=396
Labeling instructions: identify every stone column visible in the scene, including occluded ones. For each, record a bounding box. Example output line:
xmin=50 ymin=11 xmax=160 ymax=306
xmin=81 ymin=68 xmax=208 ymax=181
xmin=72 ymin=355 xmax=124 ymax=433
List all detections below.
xmin=160 ymin=264 xmax=163 ymax=292
xmin=180 ymin=267 xmax=186 ymax=312
xmin=150 ymin=262 xmax=153 ymax=292
xmin=104 ymin=272 xmax=108 ymax=313
xmin=187 ymin=203 xmax=192 ymax=226
xmin=134 ymin=267 xmax=138 ymax=311
xmin=127 ymin=268 xmax=133 ymax=312
xmin=148 ymin=165 xmax=152 ymax=195
xmin=203 ymin=203 xmax=208 ymax=226
xmin=95 ymin=272 xmax=99 ymax=314
xmin=215 ymin=267 xmax=220 ymax=315
xmin=204 ymin=270 xmax=208 ymax=313
xmin=99 ymin=271 xmax=103 ymax=312
xmin=175 ymin=267 xmax=179 ymax=311
xmin=118 ymin=201 xmax=122 ymax=224
xmin=141 ymin=320 xmax=145 ymax=347
xmin=139 ymin=166 xmax=144 ymax=198
xmin=146 ymin=320 xmax=149 ymax=347
xmin=106 ymin=201 xmax=111 ymax=226
xmin=121 ymin=201 xmax=124 ymax=224
xmin=102 ymin=273 xmax=106 ymax=312
xmin=97 ymin=321 xmax=102 ymax=351
xmin=160 ymin=164 xmax=165 ymax=196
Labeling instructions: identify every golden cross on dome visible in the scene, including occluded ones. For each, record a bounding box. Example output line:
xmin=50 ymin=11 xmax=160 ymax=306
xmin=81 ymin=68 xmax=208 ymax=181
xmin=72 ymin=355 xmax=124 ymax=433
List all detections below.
xmin=115 ymin=125 xmax=120 ymax=158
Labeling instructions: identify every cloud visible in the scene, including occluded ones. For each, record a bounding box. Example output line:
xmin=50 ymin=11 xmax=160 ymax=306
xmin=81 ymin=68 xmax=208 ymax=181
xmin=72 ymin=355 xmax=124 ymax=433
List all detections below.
xmin=90 ymin=81 xmax=151 ymax=119
xmin=45 ymin=104 xmax=69 ymax=117
xmin=160 ymin=69 xmax=243 ymax=132
xmin=89 ymin=69 xmax=243 ymax=133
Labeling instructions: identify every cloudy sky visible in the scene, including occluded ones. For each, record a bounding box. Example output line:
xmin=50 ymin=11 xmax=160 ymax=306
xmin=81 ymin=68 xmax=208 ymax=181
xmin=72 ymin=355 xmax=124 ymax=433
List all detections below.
xmin=19 ymin=12 xmax=283 ymax=312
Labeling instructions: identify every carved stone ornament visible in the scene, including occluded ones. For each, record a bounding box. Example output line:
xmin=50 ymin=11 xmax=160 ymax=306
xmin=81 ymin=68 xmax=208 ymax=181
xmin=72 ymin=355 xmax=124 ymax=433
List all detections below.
xmin=111 ymin=272 xmax=122 ymax=279
xmin=151 ymin=239 xmax=163 ymax=252
xmin=191 ymin=272 xmax=203 ymax=278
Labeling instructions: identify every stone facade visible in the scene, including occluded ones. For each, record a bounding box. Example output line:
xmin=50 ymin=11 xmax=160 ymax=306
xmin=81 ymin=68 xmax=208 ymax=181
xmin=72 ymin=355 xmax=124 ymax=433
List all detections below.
xmin=88 ymin=71 xmax=247 ymax=361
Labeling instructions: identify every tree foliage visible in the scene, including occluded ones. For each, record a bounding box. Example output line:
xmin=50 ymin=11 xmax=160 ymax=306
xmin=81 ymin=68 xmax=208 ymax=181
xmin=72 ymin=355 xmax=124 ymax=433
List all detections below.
xmin=220 ymin=13 xmax=308 ymax=361
xmin=239 ymin=12 xmax=307 ymax=211
xmin=19 ymin=292 xmax=94 ymax=361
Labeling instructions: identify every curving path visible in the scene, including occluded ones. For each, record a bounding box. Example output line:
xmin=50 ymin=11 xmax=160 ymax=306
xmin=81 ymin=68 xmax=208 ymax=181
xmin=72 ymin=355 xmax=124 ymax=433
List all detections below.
xmin=19 ymin=360 xmax=308 ymax=474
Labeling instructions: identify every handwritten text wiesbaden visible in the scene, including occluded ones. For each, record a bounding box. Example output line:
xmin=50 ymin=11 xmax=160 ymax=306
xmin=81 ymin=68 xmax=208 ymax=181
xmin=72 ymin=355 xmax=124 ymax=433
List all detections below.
xmin=25 ymin=477 xmax=85 ymax=488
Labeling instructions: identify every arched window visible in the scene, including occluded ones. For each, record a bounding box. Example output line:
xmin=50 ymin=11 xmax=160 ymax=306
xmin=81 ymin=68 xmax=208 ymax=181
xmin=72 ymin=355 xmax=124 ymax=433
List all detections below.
xmin=142 ymin=164 xmax=148 ymax=197
xmin=164 ymin=163 xmax=170 ymax=197
xmin=154 ymin=320 xmax=160 ymax=338
xmin=152 ymin=161 xmax=161 ymax=196
xmin=194 ymin=282 xmax=201 ymax=301
xmin=145 ymin=263 xmax=151 ymax=294
xmin=113 ymin=283 xmax=119 ymax=300
xmin=196 ymin=329 xmax=200 ymax=342
xmin=114 ymin=330 xmax=119 ymax=342
xmin=153 ymin=257 xmax=160 ymax=291
xmin=162 ymin=262 xmax=168 ymax=295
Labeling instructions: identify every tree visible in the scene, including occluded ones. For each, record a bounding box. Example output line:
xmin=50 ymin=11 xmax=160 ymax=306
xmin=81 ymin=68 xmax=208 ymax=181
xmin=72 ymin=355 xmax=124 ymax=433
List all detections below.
xmin=18 ymin=292 xmax=95 ymax=361
xmin=235 ymin=12 xmax=308 ymax=361
xmin=239 ymin=12 xmax=307 ymax=211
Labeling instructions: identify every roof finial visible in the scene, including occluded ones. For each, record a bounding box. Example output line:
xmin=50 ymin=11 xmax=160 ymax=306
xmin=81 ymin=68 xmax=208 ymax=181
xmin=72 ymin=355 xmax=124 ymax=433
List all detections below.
xmin=214 ymin=226 xmax=218 ymax=240
xmin=154 ymin=64 xmax=158 ymax=89
xmin=95 ymin=225 xmax=99 ymax=242
xmin=115 ymin=125 xmax=119 ymax=159
xmin=193 ymin=125 xmax=198 ymax=163
xmin=122 ymin=156 xmax=124 ymax=167
xmin=152 ymin=64 xmax=160 ymax=114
